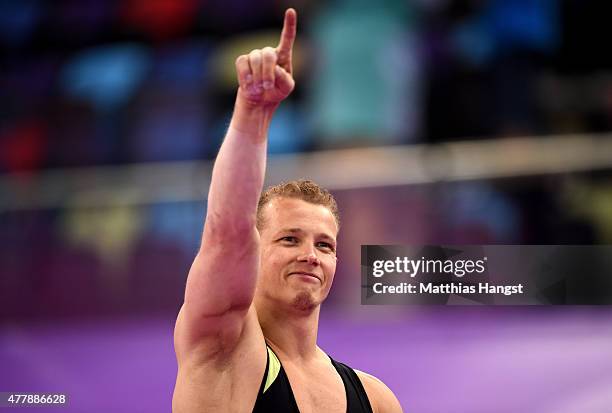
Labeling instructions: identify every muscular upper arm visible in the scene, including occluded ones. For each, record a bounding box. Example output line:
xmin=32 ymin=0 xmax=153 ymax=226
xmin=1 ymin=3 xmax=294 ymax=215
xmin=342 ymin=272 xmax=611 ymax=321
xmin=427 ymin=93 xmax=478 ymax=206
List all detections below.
xmin=175 ymin=218 xmax=261 ymax=361
xmin=185 ymin=220 xmax=260 ymax=314
xmin=356 ymin=370 xmax=403 ymax=413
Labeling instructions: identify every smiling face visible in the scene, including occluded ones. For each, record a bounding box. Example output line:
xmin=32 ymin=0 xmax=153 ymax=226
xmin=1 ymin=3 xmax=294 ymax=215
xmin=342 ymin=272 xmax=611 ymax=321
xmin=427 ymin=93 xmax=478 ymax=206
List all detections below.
xmin=255 ymin=197 xmax=339 ymax=313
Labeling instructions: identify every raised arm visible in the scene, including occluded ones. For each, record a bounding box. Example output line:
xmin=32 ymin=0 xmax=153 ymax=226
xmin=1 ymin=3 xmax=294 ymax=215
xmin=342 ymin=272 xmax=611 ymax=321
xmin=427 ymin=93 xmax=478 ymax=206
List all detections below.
xmin=175 ymin=9 xmax=297 ymax=355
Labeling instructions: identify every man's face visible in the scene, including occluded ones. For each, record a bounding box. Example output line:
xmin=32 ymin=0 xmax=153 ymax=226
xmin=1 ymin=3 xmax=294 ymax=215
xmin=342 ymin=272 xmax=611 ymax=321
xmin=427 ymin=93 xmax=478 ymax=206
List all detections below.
xmin=256 ymin=197 xmax=338 ymax=312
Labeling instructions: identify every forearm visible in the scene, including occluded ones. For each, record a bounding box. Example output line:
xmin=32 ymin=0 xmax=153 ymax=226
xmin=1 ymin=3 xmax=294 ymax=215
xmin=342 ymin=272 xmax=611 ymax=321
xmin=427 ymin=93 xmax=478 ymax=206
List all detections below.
xmin=184 ymin=95 xmax=275 ymax=311
xmin=205 ymin=92 xmax=277 ymax=236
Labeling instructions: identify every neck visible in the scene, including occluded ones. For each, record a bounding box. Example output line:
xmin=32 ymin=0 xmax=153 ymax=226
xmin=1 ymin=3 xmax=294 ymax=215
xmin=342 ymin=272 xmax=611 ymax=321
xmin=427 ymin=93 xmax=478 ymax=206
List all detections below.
xmin=256 ymin=297 xmax=321 ymax=361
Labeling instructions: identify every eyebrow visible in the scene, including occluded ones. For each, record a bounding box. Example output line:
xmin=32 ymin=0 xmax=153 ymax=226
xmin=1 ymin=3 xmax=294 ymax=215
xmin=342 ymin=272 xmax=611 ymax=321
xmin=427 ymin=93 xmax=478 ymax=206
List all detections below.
xmin=277 ymin=228 xmax=336 ymax=244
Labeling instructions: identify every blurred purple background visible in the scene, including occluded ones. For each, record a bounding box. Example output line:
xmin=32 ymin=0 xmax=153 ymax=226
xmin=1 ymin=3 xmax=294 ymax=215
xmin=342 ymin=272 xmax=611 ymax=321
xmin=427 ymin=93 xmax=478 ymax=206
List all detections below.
xmin=2 ymin=0 xmax=612 ymax=412
xmin=2 ymin=309 xmax=612 ymax=412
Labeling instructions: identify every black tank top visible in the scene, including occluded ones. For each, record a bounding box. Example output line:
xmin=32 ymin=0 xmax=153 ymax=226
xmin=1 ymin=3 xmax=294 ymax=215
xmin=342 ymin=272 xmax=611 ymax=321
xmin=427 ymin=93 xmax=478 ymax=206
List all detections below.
xmin=252 ymin=345 xmax=373 ymax=413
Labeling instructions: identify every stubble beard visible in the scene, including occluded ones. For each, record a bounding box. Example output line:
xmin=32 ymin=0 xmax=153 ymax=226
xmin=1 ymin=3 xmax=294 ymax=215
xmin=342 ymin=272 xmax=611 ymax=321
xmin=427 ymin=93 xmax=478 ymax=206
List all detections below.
xmin=291 ymin=290 xmax=317 ymax=312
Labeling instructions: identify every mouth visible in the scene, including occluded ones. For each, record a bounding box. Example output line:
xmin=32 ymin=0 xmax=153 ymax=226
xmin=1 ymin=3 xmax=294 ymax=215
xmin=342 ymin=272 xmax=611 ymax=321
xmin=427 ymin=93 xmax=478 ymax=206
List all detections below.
xmin=289 ymin=272 xmax=321 ymax=282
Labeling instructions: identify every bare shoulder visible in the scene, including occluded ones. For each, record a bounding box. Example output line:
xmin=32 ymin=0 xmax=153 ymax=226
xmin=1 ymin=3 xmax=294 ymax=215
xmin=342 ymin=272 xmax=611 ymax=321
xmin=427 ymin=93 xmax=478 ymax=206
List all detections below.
xmin=355 ymin=370 xmax=404 ymax=413
xmin=173 ymin=306 xmax=267 ymax=412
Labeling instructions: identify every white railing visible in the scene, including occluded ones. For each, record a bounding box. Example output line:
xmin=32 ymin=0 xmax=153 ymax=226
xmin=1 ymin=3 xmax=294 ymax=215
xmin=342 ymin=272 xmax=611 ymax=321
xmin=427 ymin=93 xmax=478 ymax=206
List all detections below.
xmin=2 ymin=132 xmax=612 ymax=211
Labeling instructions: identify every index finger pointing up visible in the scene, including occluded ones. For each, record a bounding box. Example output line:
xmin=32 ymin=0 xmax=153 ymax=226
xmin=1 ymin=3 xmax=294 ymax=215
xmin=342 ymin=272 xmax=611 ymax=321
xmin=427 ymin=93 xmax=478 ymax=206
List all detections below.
xmin=276 ymin=8 xmax=297 ymax=74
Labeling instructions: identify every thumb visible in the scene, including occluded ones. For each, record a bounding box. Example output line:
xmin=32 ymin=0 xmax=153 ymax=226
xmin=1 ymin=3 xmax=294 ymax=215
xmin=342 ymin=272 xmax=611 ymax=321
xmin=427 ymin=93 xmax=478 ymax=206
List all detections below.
xmin=275 ymin=66 xmax=295 ymax=96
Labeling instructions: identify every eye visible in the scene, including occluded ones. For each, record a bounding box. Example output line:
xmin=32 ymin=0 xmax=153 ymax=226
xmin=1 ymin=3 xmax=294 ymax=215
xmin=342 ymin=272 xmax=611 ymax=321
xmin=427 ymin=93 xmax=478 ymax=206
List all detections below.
xmin=317 ymin=242 xmax=335 ymax=252
xmin=280 ymin=236 xmax=298 ymax=244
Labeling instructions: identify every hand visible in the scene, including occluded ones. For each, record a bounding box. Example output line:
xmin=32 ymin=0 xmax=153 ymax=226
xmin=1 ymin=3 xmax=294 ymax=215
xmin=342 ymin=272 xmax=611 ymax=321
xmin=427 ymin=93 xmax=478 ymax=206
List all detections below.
xmin=235 ymin=8 xmax=297 ymax=108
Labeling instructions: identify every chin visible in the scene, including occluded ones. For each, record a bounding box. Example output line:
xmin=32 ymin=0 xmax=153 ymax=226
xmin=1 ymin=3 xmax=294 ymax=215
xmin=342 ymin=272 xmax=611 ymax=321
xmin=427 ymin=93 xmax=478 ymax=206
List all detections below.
xmin=291 ymin=291 xmax=318 ymax=312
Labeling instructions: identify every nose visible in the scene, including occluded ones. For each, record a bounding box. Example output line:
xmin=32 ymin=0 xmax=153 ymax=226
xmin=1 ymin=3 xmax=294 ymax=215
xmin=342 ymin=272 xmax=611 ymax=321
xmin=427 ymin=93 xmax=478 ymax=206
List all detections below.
xmin=298 ymin=246 xmax=320 ymax=266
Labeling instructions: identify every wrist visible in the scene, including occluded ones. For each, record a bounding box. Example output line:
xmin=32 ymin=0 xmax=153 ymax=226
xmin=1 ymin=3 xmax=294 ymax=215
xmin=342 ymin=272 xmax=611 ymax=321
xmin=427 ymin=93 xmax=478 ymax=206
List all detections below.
xmin=230 ymin=89 xmax=278 ymax=139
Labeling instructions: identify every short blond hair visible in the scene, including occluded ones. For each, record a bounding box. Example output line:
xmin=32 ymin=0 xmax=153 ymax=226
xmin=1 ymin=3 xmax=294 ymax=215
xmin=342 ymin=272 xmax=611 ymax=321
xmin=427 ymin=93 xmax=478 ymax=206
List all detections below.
xmin=256 ymin=180 xmax=340 ymax=231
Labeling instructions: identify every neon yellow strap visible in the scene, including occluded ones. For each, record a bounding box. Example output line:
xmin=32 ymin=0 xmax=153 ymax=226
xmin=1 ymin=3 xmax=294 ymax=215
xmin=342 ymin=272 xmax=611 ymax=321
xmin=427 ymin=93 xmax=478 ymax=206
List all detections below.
xmin=263 ymin=346 xmax=281 ymax=393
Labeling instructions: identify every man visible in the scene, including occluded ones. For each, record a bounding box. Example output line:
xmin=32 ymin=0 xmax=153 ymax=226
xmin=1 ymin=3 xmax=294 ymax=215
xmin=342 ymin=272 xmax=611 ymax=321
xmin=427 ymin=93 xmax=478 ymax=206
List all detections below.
xmin=172 ymin=8 xmax=403 ymax=413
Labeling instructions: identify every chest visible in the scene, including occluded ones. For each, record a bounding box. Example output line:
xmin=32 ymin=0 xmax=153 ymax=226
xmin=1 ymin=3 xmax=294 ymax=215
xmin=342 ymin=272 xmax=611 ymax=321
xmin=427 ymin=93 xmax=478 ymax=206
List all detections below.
xmin=282 ymin=361 xmax=347 ymax=413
